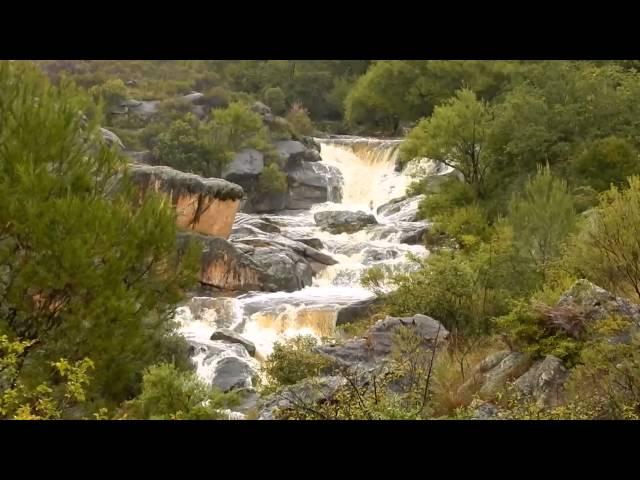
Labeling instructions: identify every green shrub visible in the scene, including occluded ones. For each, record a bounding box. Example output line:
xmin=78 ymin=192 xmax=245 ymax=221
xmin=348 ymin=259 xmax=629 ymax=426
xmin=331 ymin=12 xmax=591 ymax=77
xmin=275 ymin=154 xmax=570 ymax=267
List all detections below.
xmin=257 ymin=163 xmax=288 ymax=194
xmin=286 ymin=102 xmax=315 ymax=136
xmin=263 ymin=87 xmax=286 ymax=115
xmin=125 ymin=363 xmax=239 ymax=420
xmin=261 ymin=336 xmax=331 ymax=392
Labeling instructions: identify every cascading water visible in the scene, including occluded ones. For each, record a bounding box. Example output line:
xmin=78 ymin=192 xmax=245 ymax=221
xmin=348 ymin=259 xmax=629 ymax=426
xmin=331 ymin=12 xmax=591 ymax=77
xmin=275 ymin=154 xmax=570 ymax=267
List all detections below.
xmin=176 ymin=136 xmax=447 ymax=414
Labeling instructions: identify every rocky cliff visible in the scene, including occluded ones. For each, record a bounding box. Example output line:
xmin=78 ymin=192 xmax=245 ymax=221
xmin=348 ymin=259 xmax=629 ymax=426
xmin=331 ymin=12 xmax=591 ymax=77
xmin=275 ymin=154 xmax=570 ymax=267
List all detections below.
xmin=130 ymin=164 xmax=243 ymax=239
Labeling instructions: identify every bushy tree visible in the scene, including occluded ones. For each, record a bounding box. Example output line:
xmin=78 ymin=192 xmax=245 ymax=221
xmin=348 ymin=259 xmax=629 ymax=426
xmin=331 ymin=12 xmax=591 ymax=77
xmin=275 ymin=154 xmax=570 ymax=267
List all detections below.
xmin=263 ymin=87 xmax=286 ymax=115
xmin=261 ymin=336 xmax=331 ymax=392
xmin=401 ymin=89 xmax=493 ymax=197
xmin=125 ymin=363 xmax=238 ymax=420
xmin=566 ymin=176 xmax=640 ymax=301
xmin=570 ymin=136 xmax=640 ymax=192
xmin=0 ymin=61 xmax=197 ymax=410
xmin=508 ymin=164 xmax=577 ymax=280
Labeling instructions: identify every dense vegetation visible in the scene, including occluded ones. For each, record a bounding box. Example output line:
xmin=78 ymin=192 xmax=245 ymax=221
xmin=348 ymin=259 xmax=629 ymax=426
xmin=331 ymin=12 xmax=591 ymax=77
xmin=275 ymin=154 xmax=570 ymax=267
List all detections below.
xmin=0 ymin=61 xmax=238 ymax=419
xmin=6 ymin=59 xmax=640 ymax=420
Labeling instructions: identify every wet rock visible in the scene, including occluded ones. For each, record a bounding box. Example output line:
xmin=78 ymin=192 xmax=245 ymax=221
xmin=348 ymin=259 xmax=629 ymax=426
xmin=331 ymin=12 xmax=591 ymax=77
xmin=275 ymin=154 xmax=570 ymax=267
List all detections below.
xmin=286 ymin=161 xmax=343 ymax=209
xmin=188 ymin=297 xmax=240 ymax=329
xmin=223 ymin=149 xmax=265 ymax=178
xmin=274 ymin=140 xmax=322 ymax=164
xmin=210 ymin=329 xmax=256 ymax=357
xmin=317 ymin=314 xmax=448 ymax=369
xmin=130 ymin=165 xmax=243 ymax=239
xmin=314 ymin=210 xmax=377 ymax=234
xmin=377 ymin=195 xmax=425 ymax=222
xmin=284 ymin=236 xmax=324 ymax=250
xmin=211 ymin=357 xmax=255 ymax=392
xmin=258 ymin=376 xmax=347 ymax=420
xmin=513 ymin=355 xmax=568 ymax=408
xmin=180 ymin=233 xmax=278 ymax=292
xmin=361 ymin=247 xmax=400 ymax=264
xmin=336 ymin=297 xmax=381 ymax=325
xmin=233 ymin=213 xmax=281 ymax=234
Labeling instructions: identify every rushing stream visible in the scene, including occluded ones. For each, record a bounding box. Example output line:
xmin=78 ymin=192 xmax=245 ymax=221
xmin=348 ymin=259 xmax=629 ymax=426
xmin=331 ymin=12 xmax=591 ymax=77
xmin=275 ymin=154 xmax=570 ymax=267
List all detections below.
xmin=175 ymin=136 xmax=450 ymax=407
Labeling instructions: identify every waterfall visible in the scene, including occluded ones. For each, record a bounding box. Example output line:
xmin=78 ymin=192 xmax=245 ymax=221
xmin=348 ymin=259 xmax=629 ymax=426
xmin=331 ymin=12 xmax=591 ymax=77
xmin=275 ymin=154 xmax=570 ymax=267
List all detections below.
xmin=176 ymin=135 xmax=452 ymax=410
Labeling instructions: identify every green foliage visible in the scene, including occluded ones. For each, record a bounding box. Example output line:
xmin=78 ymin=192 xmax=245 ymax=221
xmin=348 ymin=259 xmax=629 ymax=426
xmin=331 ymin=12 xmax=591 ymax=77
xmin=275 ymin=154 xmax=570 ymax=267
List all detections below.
xmin=1 ymin=335 xmax=95 ymax=419
xmin=494 ymin=301 xmax=584 ymax=364
xmin=154 ymin=103 xmax=269 ymax=178
xmin=508 ymin=164 xmax=577 ymax=279
xmin=154 ymin=114 xmax=219 ymax=176
xmin=285 ymin=102 xmax=315 ymax=136
xmin=435 ymin=205 xmax=490 ymax=250
xmin=570 ymin=136 xmax=640 ymax=192
xmin=261 ymin=336 xmax=331 ymax=392
xmin=566 ymin=177 xmax=640 ymax=301
xmin=401 ymin=89 xmax=493 ymax=197
xmin=0 ymin=61 xmax=198 ymax=409
xmin=564 ymin=326 xmax=640 ymax=419
xmin=210 ymin=102 xmax=269 ymax=153
xmin=125 ymin=363 xmax=239 ymax=420
xmin=89 ymin=78 xmax=128 ymax=110
xmin=257 ymin=163 xmax=288 ymax=194
xmin=263 ymin=87 xmax=286 ymax=115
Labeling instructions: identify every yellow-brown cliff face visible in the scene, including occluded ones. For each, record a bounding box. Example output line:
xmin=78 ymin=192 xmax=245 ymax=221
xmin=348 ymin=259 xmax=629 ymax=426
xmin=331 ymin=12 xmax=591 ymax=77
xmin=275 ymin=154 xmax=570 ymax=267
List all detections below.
xmin=130 ymin=165 xmax=244 ymax=239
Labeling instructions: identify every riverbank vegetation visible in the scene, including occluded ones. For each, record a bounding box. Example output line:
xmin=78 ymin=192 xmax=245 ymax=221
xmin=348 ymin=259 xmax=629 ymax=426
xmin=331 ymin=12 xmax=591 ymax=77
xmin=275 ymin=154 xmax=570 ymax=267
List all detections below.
xmin=5 ymin=59 xmax=640 ymax=419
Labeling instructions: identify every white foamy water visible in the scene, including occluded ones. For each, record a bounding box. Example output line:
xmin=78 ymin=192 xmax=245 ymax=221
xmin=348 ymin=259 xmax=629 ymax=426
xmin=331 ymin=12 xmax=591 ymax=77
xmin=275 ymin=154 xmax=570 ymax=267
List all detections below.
xmin=176 ymin=136 xmax=450 ymax=401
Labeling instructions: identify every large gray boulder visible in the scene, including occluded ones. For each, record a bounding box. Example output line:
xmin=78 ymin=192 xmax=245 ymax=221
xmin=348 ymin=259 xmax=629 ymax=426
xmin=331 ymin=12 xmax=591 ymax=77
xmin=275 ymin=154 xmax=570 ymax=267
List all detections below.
xmin=211 ymin=357 xmax=255 ymax=392
xmin=369 ymin=222 xmax=429 ymax=245
xmin=314 ymin=210 xmax=377 ymax=234
xmin=275 ymin=140 xmax=322 ymax=164
xmin=100 ymin=128 xmax=124 ymax=149
xmin=377 ymin=195 xmax=425 ymax=222
xmin=286 ymin=161 xmax=343 ymax=210
xmin=457 ymin=351 xmax=532 ymax=402
xmin=258 ymin=376 xmax=347 ymax=420
xmin=223 ymin=149 xmax=265 ymax=178
xmin=187 ymin=297 xmax=240 ymax=329
xmin=210 ymin=329 xmax=257 ymax=357
xmin=336 ymin=297 xmax=381 ymax=326
xmin=557 ymin=279 xmax=640 ymax=327
xmin=513 ymin=355 xmax=568 ymax=408
xmin=317 ymin=314 xmax=448 ymax=369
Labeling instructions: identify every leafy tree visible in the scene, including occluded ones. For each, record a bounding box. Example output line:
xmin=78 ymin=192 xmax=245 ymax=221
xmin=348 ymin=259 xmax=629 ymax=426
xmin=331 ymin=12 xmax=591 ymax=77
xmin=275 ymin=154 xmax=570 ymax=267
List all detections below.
xmin=0 ymin=61 xmax=197 ymax=410
xmin=401 ymin=89 xmax=493 ymax=197
xmin=508 ymin=164 xmax=577 ymax=280
xmin=570 ymin=136 xmax=640 ymax=192
xmin=345 ymin=61 xmax=420 ymax=133
xmin=155 ymin=103 xmax=269 ymax=178
xmin=154 ymin=114 xmax=217 ymax=175
xmin=566 ymin=176 xmax=640 ymax=301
